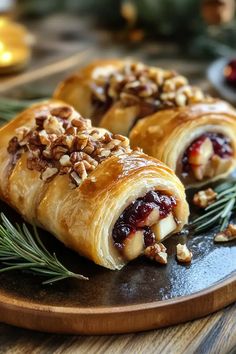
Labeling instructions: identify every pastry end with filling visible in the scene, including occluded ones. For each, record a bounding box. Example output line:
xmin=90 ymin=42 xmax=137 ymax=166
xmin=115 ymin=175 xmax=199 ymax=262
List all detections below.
xmin=112 ymin=190 xmax=177 ymax=260
xmin=182 ymin=132 xmax=233 ymax=183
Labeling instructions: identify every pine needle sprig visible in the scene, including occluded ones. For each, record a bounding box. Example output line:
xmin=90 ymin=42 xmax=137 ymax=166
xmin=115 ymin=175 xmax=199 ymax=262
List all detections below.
xmin=0 ymin=97 xmax=47 ymax=124
xmin=191 ymin=181 xmax=236 ymax=233
xmin=0 ymin=213 xmax=88 ymax=284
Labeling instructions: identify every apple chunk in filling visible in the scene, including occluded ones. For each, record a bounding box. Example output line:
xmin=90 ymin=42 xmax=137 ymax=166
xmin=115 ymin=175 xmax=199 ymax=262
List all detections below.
xmin=123 ymin=230 xmax=144 ymax=260
xmin=183 ymin=132 xmax=233 ymax=181
xmin=151 ymin=213 xmax=177 ymax=241
xmin=188 ymin=138 xmax=213 ymax=166
xmin=112 ymin=190 xmax=177 ymax=260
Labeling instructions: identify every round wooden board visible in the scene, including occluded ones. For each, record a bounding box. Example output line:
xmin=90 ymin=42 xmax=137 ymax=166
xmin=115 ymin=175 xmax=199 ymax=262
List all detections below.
xmin=0 ymin=202 xmax=235 ymax=335
xmin=0 ymin=275 xmax=235 ymax=335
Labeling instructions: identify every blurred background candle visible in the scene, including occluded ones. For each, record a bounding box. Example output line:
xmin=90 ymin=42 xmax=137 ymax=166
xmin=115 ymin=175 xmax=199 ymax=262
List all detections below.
xmin=0 ymin=0 xmax=31 ymax=74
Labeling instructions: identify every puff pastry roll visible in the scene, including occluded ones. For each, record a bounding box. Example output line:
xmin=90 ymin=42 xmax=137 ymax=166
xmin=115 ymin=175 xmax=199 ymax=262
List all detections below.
xmin=54 ymin=59 xmax=140 ymax=132
xmin=53 ymin=59 xmax=206 ymax=135
xmin=130 ymin=100 xmax=236 ymax=188
xmin=54 ymin=60 xmax=236 ymax=188
xmin=0 ymin=100 xmax=188 ymax=269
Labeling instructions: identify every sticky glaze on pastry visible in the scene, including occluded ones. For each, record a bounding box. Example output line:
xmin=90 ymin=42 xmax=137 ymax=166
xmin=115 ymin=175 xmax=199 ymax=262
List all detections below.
xmin=0 ymin=100 xmax=189 ymax=269
xmin=54 ymin=60 xmax=236 ymax=188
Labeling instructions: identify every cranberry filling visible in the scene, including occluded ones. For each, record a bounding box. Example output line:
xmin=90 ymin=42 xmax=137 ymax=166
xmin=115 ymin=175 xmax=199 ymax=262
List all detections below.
xmin=209 ymin=133 xmax=233 ymax=158
xmin=112 ymin=190 xmax=176 ymax=251
xmin=224 ymin=59 xmax=236 ymax=88
xmin=182 ymin=132 xmax=233 ymax=174
xmin=143 ymin=227 xmax=156 ymax=247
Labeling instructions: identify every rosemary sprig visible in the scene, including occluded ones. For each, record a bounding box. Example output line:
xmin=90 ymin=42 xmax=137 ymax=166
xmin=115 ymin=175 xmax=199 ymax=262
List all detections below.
xmin=191 ymin=181 xmax=236 ymax=233
xmin=0 ymin=213 xmax=88 ymax=284
xmin=0 ymin=97 xmax=46 ymax=124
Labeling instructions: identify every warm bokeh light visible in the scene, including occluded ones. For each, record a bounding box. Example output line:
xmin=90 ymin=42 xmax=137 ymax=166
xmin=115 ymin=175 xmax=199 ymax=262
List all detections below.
xmin=0 ymin=51 xmax=12 ymax=63
xmin=0 ymin=17 xmax=31 ymax=73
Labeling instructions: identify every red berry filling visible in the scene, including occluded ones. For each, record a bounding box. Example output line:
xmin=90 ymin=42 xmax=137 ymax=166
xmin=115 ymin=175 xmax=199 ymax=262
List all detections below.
xmin=182 ymin=132 xmax=233 ymax=174
xmin=112 ymin=190 xmax=176 ymax=250
xmin=224 ymin=59 xmax=236 ymax=88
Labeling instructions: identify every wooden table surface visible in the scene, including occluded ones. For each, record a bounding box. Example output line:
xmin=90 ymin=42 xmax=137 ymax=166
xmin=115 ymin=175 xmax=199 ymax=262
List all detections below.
xmin=0 ymin=303 xmax=235 ymax=354
xmin=0 ymin=14 xmax=235 ymax=354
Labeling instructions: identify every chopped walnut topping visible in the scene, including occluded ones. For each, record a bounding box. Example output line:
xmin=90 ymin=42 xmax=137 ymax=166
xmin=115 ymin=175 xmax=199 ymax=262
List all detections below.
xmin=70 ymin=171 xmax=82 ymax=185
xmin=35 ymin=115 xmax=47 ymax=128
xmin=7 ymin=136 xmax=20 ymax=154
xmin=144 ymin=243 xmax=168 ymax=265
xmin=193 ymin=188 xmax=217 ymax=208
xmin=71 ymin=118 xmax=88 ymax=130
xmin=38 ymin=130 xmax=50 ymax=145
xmin=50 ymin=106 xmax=72 ymax=119
xmin=176 ymin=244 xmax=193 ymax=263
xmin=15 ymin=127 xmax=30 ymax=142
xmin=214 ymin=224 xmax=236 ymax=242
xmin=41 ymin=167 xmax=58 ymax=181
xmin=59 ymin=154 xmax=71 ymax=166
xmin=7 ymin=105 xmax=132 ymax=186
xmin=74 ymin=161 xmax=88 ymax=180
xmin=43 ymin=115 xmax=65 ymax=135
xmin=91 ymin=61 xmax=208 ymax=118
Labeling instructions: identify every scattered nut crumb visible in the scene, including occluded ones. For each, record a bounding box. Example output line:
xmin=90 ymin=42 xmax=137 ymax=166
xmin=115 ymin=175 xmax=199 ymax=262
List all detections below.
xmin=38 ymin=130 xmax=50 ymax=145
xmin=176 ymin=244 xmax=193 ymax=263
xmin=43 ymin=115 xmax=65 ymax=135
xmin=155 ymin=252 xmax=168 ymax=264
xmin=214 ymin=224 xmax=236 ymax=243
xmin=50 ymin=106 xmax=72 ymax=119
xmin=59 ymin=154 xmax=71 ymax=166
xmin=144 ymin=243 xmax=168 ymax=265
xmin=91 ymin=61 xmax=208 ymax=114
xmin=15 ymin=126 xmax=30 ymax=141
xmin=7 ymin=104 xmax=133 ymax=187
xmin=41 ymin=167 xmax=58 ymax=181
xmin=193 ymin=188 xmax=217 ymax=208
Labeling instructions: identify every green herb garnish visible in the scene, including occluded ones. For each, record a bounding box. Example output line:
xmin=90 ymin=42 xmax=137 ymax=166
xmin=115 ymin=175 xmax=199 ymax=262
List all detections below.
xmin=191 ymin=181 xmax=236 ymax=233
xmin=0 ymin=213 xmax=88 ymax=284
xmin=0 ymin=97 xmax=45 ymax=124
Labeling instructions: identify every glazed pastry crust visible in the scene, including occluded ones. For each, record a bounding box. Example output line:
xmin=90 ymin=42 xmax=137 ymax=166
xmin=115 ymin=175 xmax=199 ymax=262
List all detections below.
xmin=53 ymin=59 xmax=206 ymax=136
xmin=0 ymin=100 xmax=189 ymax=269
xmin=54 ymin=59 xmax=160 ymax=134
xmin=54 ymin=59 xmax=236 ymax=188
xmin=54 ymin=59 xmax=124 ymax=126
xmin=130 ymin=100 xmax=236 ymax=188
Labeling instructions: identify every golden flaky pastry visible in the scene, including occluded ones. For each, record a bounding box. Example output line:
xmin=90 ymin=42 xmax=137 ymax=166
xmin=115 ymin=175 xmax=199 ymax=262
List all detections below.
xmin=0 ymin=100 xmax=188 ymax=269
xmin=54 ymin=59 xmax=236 ymax=188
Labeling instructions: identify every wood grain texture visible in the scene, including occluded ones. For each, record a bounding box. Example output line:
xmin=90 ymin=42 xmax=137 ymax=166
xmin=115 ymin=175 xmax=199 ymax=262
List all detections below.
xmin=0 ymin=303 xmax=235 ymax=354
xmin=0 ymin=49 xmax=92 ymax=94
xmin=0 ymin=275 xmax=235 ymax=335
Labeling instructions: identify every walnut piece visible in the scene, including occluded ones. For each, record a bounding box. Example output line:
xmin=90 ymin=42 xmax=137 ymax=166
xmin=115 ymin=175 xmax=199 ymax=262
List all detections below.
xmin=91 ymin=61 xmax=208 ymax=115
xmin=176 ymin=244 xmax=193 ymax=263
xmin=193 ymin=188 xmax=217 ymax=208
xmin=214 ymin=224 xmax=236 ymax=242
xmin=41 ymin=167 xmax=58 ymax=181
xmin=43 ymin=115 xmax=65 ymax=135
xmin=7 ymin=105 xmax=133 ymax=186
xmin=144 ymin=243 xmax=168 ymax=265
xmin=50 ymin=106 xmax=72 ymax=119
xmin=59 ymin=154 xmax=71 ymax=166
xmin=15 ymin=126 xmax=30 ymax=141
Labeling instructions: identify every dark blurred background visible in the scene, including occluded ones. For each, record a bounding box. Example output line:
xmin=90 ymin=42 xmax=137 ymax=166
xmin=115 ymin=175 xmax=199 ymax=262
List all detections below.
xmin=17 ymin=0 xmax=236 ymax=58
xmin=0 ymin=0 xmax=236 ymax=102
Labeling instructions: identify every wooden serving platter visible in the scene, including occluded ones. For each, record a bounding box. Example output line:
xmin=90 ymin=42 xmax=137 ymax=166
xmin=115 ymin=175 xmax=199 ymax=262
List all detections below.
xmin=0 ymin=200 xmax=235 ymax=335
xmin=0 ymin=46 xmax=235 ymax=335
